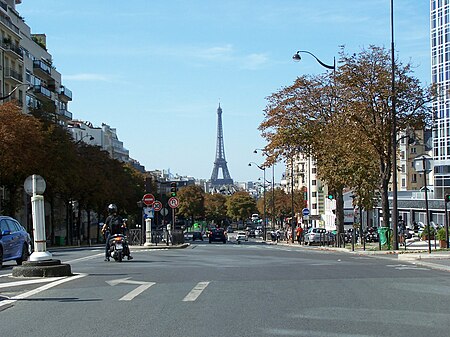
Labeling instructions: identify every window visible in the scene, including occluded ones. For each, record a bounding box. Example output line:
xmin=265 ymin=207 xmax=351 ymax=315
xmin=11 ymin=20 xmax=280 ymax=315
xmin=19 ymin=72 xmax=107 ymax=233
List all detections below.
xmin=412 ymin=174 xmax=417 ymax=183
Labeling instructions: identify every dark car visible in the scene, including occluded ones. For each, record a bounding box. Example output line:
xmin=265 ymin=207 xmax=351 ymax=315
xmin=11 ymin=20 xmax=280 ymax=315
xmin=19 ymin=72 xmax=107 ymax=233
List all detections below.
xmin=192 ymin=231 xmax=203 ymax=241
xmin=0 ymin=216 xmax=31 ymax=268
xmin=209 ymin=228 xmax=227 ymax=244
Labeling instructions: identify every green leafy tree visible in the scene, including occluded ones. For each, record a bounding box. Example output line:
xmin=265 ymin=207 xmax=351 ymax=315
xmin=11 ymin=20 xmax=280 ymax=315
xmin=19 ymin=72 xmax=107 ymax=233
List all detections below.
xmin=226 ymin=191 xmax=256 ymax=222
xmin=204 ymin=193 xmax=228 ymax=226
xmin=177 ymin=185 xmax=205 ymax=223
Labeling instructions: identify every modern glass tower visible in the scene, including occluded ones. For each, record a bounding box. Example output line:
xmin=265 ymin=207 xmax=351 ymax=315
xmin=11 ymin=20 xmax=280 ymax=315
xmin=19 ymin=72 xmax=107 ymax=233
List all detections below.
xmin=431 ymin=0 xmax=450 ymax=198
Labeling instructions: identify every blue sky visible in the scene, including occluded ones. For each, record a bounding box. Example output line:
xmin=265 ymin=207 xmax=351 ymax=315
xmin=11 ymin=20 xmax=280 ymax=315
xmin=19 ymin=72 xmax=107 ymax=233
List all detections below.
xmin=18 ymin=1 xmax=430 ymax=183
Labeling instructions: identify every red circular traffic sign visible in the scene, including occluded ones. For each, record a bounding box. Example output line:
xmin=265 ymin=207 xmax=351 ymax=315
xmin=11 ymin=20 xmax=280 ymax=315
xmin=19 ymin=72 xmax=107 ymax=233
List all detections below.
xmin=142 ymin=193 xmax=155 ymax=206
xmin=153 ymin=200 xmax=162 ymax=211
xmin=168 ymin=197 xmax=179 ymax=208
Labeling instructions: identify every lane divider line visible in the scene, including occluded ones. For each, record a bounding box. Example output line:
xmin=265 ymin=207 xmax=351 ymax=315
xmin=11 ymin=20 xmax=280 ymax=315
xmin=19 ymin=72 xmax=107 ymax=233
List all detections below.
xmin=182 ymin=281 xmax=209 ymax=302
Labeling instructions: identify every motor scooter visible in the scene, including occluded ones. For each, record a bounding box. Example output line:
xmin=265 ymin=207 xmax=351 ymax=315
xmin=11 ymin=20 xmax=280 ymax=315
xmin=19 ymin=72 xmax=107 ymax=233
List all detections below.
xmin=108 ymin=234 xmax=127 ymax=262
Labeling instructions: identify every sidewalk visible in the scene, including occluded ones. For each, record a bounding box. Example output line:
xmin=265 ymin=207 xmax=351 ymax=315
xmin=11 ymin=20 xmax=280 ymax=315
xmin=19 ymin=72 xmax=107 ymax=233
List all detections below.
xmin=267 ymin=238 xmax=450 ymax=272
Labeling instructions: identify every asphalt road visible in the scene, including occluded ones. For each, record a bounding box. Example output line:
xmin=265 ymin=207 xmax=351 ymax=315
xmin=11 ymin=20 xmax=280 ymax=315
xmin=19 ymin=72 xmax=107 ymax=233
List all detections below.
xmin=1 ymin=241 xmax=450 ymax=337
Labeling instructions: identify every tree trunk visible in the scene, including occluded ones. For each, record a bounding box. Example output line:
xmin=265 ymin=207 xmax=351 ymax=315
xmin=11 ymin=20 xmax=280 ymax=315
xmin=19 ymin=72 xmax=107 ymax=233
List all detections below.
xmin=335 ymin=188 xmax=345 ymax=246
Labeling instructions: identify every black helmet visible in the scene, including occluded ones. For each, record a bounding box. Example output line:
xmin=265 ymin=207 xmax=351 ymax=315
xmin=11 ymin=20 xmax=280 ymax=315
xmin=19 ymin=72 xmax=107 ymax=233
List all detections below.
xmin=108 ymin=204 xmax=117 ymax=214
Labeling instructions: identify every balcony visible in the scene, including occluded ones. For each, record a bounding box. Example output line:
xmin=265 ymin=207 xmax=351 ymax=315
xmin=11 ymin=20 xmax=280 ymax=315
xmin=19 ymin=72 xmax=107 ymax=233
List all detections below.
xmin=4 ymin=67 xmax=23 ymax=83
xmin=2 ymin=41 xmax=23 ymax=59
xmin=0 ymin=14 xmax=20 ymax=36
xmin=58 ymin=108 xmax=72 ymax=120
xmin=59 ymin=85 xmax=72 ymax=101
xmin=33 ymin=85 xmax=52 ymax=100
xmin=33 ymin=60 xmax=52 ymax=79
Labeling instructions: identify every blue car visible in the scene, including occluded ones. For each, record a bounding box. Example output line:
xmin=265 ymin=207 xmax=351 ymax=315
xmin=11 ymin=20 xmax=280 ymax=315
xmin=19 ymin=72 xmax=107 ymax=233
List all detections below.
xmin=0 ymin=216 xmax=31 ymax=268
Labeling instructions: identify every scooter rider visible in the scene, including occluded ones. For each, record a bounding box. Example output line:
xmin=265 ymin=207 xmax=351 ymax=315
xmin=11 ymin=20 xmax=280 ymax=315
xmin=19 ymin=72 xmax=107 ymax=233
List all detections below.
xmin=102 ymin=204 xmax=133 ymax=261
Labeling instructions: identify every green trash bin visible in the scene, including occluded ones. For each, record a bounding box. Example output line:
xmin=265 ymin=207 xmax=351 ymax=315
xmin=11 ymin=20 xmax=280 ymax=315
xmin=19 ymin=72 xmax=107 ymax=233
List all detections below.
xmin=55 ymin=236 xmax=65 ymax=246
xmin=378 ymin=227 xmax=391 ymax=247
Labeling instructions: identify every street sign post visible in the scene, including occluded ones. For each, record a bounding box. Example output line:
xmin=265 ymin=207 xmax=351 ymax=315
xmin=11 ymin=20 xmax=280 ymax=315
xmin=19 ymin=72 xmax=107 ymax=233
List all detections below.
xmin=142 ymin=193 xmax=155 ymax=206
xmin=302 ymin=208 xmax=310 ymax=216
xmin=168 ymin=197 xmax=179 ymax=209
xmin=153 ymin=201 xmax=162 ymax=211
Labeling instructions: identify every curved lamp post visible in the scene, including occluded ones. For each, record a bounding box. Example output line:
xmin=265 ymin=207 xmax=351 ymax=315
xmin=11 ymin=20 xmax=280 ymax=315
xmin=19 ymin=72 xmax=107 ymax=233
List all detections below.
xmin=0 ymin=82 xmax=33 ymax=101
xmin=249 ymin=162 xmax=266 ymax=240
xmin=75 ymin=135 xmax=94 ymax=145
xmin=293 ymin=50 xmax=335 ymax=71
xmin=293 ymin=49 xmax=336 ymax=243
xmin=254 ymin=149 xmax=276 ymax=231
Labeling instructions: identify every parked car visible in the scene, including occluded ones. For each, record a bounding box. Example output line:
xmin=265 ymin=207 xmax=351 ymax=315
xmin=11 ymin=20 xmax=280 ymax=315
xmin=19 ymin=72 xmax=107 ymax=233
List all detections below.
xmin=247 ymin=228 xmax=256 ymax=238
xmin=236 ymin=231 xmax=248 ymax=243
xmin=305 ymin=227 xmax=329 ymax=245
xmin=0 ymin=216 xmax=31 ymax=268
xmin=209 ymin=228 xmax=227 ymax=244
xmin=191 ymin=231 xmax=203 ymax=241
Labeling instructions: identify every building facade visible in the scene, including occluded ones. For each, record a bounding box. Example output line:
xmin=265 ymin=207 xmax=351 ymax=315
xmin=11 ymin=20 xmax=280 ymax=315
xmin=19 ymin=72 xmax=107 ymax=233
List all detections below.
xmin=0 ymin=0 xmax=73 ymax=123
xmin=431 ymin=0 xmax=450 ymax=199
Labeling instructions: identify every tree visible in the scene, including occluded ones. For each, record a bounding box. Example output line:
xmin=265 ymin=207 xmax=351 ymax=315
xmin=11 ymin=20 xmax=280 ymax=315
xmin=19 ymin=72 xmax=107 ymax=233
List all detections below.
xmin=226 ymin=191 xmax=256 ymax=222
xmin=177 ymin=185 xmax=205 ymax=223
xmin=259 ymin=45 xmax=433 ymax=239
xmin=204 ymin=193 xmax=228 ymax=225
xmin=0 ymin=102 xmax=45 ymax=215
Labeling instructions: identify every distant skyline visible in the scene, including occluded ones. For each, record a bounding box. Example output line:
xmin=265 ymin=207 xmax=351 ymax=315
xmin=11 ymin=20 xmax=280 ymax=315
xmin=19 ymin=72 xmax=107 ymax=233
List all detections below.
xmin=19 ymin=1 xmax=430 ymax=182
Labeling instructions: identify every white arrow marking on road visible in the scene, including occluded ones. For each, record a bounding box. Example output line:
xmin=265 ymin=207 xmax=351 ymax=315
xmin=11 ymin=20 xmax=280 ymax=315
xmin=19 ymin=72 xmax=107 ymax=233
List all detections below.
xmin=106 ymin=278 xmax=155 ymax=301
xmin=182 ymin=281 xmax=210 ymax=302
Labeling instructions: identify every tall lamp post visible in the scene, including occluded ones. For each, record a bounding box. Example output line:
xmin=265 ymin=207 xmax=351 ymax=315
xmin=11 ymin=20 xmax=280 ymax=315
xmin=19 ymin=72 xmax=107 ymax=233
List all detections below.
xmin=390 ymin=0 xmax=399 ymax=250
xmin=293 ymin=49 xmax=336 ymax=241
xmin=254 ymin=149 xmax=275 ymax=230
xmin=249 ymin=162 xmax=266 ymax=240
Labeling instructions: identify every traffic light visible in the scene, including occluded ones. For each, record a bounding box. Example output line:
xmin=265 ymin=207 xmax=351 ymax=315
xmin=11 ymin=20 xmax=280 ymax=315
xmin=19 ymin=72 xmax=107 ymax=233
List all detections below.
xmin=170 ymin=182 xmax=177 ymax=197
xmin=445 ymin=194 xmax=450 ymax=203
xmin=327 ymin=194 xmax=333 ymax=200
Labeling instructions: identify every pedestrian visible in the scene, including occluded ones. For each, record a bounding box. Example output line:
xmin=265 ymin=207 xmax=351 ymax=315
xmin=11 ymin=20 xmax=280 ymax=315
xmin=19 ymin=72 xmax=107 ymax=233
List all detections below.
xmin=296 ymin=226 xmax=303 ymax=244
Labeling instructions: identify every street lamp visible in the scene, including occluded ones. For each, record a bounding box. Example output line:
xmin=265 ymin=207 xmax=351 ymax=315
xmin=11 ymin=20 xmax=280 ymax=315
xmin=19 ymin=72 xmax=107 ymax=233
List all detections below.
xmin=390 ymin=0 xmax=400 ymax=250
xmin=75 ymin=135 xmax=95 ymax=145
xmin=293 ymin=49 xmax=336 ymax=242
xmin=413 ymin=154 xmax=433 ymax=254
xmin=293 ymin=51 xmax=336 ymax=72
xmin=254 ymin=149 xmax=276 ymax=230
xmin=0 ymin=82 xmax=33 ymax=101
xmin=249 ymin=162 xmax=266 ymax=240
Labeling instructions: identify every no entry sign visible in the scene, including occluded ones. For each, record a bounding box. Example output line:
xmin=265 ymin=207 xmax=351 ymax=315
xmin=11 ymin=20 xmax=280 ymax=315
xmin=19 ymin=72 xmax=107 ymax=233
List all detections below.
xmin=142 ymin=193 xmax=155 ymax=206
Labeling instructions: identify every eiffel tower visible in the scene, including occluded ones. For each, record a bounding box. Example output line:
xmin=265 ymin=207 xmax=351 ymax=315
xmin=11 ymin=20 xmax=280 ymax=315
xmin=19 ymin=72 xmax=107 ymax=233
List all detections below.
xmin=210 ymin=104 xmax=233 ymax=186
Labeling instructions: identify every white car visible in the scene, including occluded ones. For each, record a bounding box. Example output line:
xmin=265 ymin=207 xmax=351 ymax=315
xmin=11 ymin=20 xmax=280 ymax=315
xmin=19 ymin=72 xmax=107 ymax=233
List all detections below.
xmin=236 ymin=231 xmax=248 ymax=243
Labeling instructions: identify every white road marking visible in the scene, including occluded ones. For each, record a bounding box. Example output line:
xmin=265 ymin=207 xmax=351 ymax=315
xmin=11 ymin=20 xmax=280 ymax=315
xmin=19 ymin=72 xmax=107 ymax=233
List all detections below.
xmin=106 ymin=277 xmax=155 ymax=301
xmin=0 ymin=273 xmax=87 ymax=308
xmin=0 ymin=276 xmax=65 ymax=289
xmin=386 ymin=264 xmax=429 ymax=271
xmin=182 ymin=281 xmax=209 ymax=302
xmin=65 ymin=253 xmax=103 ymax=264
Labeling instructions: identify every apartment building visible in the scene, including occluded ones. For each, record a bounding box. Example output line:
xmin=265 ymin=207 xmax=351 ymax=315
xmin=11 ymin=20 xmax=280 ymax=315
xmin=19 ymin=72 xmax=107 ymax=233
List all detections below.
xmin=285 ymin=152 xmax=324 ymax=227
xmin=0 ymin=0 xmax=72 ymax=123
xmin=431 ymin=0 xmax=450 ymax=199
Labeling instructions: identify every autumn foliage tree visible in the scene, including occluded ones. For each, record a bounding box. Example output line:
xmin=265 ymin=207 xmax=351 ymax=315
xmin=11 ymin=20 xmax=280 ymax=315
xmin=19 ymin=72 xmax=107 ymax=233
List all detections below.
xmin=0 ymin=102 xmax=45 ymax=214
xmin=260 ymin=46 xmax=433 ymax=237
